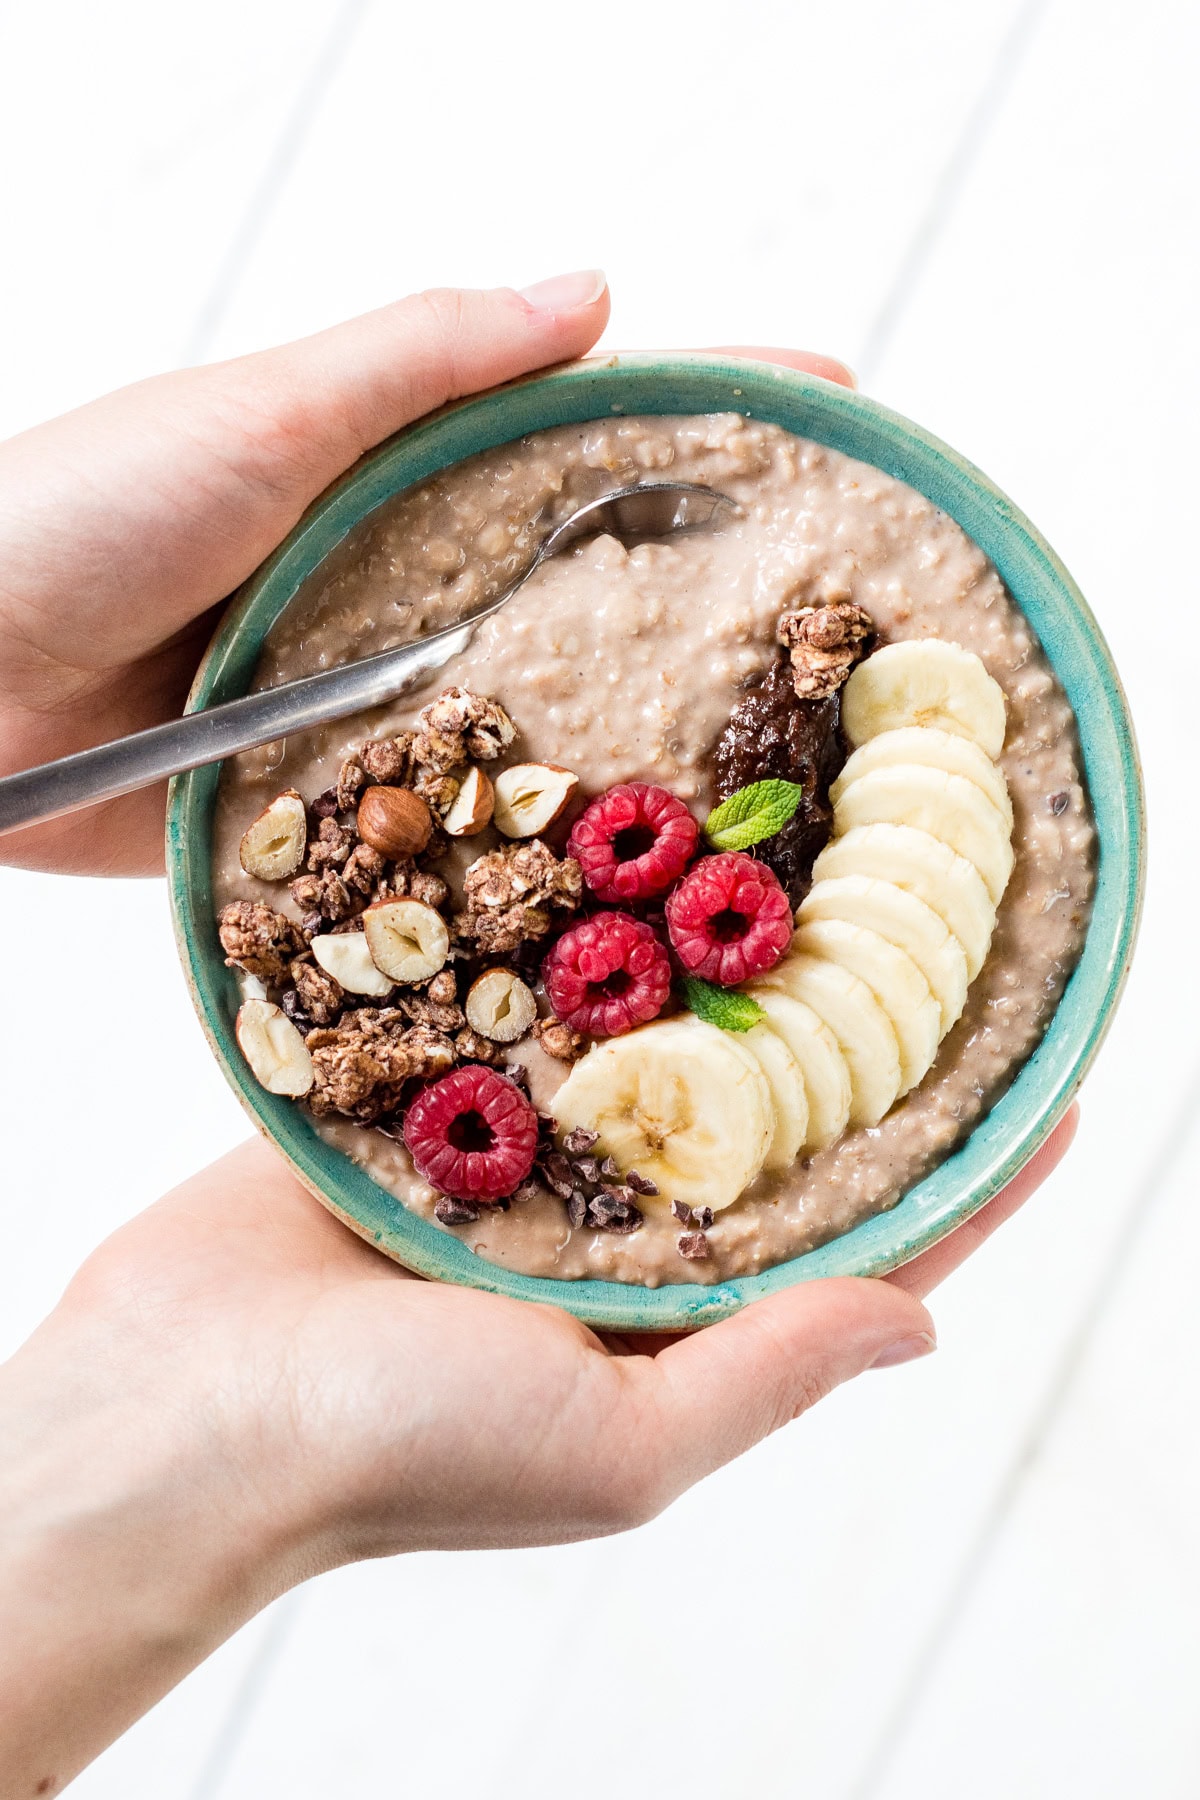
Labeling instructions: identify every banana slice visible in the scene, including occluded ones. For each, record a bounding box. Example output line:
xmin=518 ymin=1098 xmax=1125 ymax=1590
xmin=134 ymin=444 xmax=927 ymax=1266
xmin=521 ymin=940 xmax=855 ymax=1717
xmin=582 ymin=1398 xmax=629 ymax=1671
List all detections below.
xmin=797 ymin=874 xmax=969 ymax=1034
xmin=831 ymin=726 xmax=1012 ymax=826
xmin=832 ymin=764 xmax=1014 ymax=905
xmin=812 ymin=824 xmax=996 ymax=979
xmin=552 ymin=1016 xmax=773 ymax=1214
xmin=756 ymin=953 xmax=901 ymax=1127
xmin=748 ymin=990 xmax=852 ymax=1152
xmin=843 ymin=639 xmax=1007 ymax=758
xmin=793 ymin=919 xmax=940 ymax=1094
xmin=740 ymin=1021 xmax=809 ymax=1172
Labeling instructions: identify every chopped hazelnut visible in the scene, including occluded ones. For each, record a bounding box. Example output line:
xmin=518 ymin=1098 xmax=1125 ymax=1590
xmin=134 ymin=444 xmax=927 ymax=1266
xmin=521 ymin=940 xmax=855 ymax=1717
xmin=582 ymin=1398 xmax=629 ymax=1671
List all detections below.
xmin=442 ymin=765 xmax=494 ymax=836
xmin=491 ymin=764 xmax=579 ymax=838
xmin=362 ymin=899 xmax=449 ymax=984
xmin=238 ymin=789 xmax=307 ymax=881
xmin=312 ymin=931 xmax=393 ymax=997
xmin=236 ymin=1000 xmax=313 ymax=1096
xmin=466 ymin=969 xmax=537 ymax=1043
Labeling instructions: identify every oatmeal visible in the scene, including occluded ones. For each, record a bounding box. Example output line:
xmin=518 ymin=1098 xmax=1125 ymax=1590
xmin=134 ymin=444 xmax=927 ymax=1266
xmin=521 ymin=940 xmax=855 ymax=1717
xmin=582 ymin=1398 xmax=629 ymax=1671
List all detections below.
xmin=211 ymin=414 xmax=1094 ymax=1286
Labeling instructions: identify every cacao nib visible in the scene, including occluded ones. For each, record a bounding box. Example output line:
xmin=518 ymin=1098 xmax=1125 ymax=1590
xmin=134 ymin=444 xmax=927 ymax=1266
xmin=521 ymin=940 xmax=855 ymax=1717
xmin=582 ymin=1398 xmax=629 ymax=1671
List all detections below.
xmin=435 ymin=1195 xmax=481 ymax=1226
xmin=310 ymin=786 xmax=341 ymax=820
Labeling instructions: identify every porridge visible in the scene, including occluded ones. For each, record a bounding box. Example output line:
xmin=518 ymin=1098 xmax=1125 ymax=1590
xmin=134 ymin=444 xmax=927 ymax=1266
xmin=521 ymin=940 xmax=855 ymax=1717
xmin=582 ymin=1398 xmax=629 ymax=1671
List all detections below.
xmin=211 ymin=414 xmax=1094 ymax=1287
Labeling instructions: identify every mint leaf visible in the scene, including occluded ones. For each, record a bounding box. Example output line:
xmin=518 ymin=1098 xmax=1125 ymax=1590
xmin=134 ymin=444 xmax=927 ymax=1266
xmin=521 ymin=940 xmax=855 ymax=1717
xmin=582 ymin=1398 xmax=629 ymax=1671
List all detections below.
xmin=704 ymin=779 xmax=805 ymax=852
xmin=681 ymin=976 xmax=765 ymax=1033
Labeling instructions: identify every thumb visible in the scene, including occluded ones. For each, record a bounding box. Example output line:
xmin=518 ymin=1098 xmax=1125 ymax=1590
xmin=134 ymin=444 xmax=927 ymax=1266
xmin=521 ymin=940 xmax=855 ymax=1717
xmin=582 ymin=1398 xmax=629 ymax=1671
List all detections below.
xmin=631 ymin=1278 xmax=935 ymax=1503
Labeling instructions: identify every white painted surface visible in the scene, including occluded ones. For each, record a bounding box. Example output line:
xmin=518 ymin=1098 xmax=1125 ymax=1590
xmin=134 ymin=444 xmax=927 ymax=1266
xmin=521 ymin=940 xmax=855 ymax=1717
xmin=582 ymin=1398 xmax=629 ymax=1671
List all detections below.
xmin=0 ymin=0 xmax=1195 ymax=1794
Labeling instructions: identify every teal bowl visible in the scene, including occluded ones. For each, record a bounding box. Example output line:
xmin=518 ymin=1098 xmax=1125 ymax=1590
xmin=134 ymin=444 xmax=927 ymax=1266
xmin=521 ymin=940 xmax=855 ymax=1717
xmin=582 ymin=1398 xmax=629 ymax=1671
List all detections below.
xmin=168 ymin=353 xmax=1144 ymax=1332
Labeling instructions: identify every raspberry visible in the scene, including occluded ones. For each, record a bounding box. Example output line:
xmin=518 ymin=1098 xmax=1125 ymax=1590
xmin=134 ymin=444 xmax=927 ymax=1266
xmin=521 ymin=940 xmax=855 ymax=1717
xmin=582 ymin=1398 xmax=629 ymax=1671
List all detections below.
xmin=403 ymin=1065 xmax=539 ymax=1203
xmin=543 ymin=911 xmax=672 ymax=1037
xmin=665 ymin=852 xmax=793 ymax=985
xmin=568 ymin=782 xmax=699 ymax=903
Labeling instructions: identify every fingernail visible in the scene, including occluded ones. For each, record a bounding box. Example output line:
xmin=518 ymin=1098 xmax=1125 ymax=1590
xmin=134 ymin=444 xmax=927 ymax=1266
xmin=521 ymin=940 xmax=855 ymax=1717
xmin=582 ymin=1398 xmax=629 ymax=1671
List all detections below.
xmin=811 ymin=353 xmax=859 ymax=390
xmin=519 ymin=269 xmax=607 ymax=313
xmin=870 ymin=1331 xmax=937 ymax=1370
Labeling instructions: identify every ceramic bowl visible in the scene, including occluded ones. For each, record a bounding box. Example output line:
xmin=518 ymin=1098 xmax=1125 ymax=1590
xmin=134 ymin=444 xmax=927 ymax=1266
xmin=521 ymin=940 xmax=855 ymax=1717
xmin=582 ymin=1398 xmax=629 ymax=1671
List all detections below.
xmin=168 ymin=353 xmax=1144 ymax=1332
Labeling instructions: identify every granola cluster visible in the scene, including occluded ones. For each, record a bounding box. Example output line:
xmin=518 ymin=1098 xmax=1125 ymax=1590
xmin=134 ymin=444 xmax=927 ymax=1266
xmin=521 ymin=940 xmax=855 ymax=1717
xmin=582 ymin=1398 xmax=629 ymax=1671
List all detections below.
xmin=217 ymin=901 xmax=305 ymax=984
xmin=413 ymin=685 xmax=515 ymax=770
xmin=306 ymin=1007 xmax=456 ymax=1123
xmin=219 ymin=689 xmax=591 ymax=1189
xmin=776 ymin=601 xmax=874 ymax=699
xmin=457 ymin=840 xmax=583 ymax=955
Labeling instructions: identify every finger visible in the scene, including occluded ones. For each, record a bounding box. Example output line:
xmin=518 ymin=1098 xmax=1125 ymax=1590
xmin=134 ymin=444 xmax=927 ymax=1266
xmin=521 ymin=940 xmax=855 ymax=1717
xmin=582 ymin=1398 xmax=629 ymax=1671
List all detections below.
xmin=885 ymin=1104 xmax=1080 ymax=1301
xmin=626 ymin=1276 xmax=935 ymax=1502
xmin=0 ymin=273 xmax=612 ymax=880
xmin=707 ymin=345 xmax=858 ymax=388
xmin=244 ymin=272 xmax=611 ymax=477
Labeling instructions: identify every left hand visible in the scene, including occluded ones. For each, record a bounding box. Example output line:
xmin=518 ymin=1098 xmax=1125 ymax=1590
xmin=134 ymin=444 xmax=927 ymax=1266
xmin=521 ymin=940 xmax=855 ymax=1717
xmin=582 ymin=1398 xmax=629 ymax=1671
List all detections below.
xmin=0 ymin=274 xmax=616 ymax=875
xmin=0 ymin=276 xmax=857 ymax=878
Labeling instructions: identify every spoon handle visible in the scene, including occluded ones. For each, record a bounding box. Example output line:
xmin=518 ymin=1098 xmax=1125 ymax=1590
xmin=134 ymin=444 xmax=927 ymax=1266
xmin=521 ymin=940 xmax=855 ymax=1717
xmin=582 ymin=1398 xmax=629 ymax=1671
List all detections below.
xmin=0 ymin=623 xmax=477 ymax=837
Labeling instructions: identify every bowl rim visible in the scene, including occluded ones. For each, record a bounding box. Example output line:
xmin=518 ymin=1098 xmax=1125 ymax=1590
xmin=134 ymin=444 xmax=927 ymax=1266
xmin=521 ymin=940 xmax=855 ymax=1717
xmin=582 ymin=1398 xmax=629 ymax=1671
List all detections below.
xmin=168 ymin=351 xmax=1145 ymax=1331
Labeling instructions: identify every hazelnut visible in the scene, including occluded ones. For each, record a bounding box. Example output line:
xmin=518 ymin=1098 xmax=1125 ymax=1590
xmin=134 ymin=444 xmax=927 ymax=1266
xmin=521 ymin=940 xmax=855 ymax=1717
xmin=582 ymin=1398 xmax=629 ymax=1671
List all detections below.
xmin=442 ymin=765 xmax=495 ymax=837
xmin=356 ymin=785 xmax=433 ymax=859
xmin=492 ymin=764 xmax=579 ymax=838
xmin=238 ymin=789 xmax=307 ymax=881
xmin=311 ymin=931 xmax=394 ymax=996
xmin=235 ymin=1000 xmax=314 ymax=1096
xmin=465 ymin=969 xmax=538 ymax=1043
xmin=362 ymin=899 xmax=450 ymax=984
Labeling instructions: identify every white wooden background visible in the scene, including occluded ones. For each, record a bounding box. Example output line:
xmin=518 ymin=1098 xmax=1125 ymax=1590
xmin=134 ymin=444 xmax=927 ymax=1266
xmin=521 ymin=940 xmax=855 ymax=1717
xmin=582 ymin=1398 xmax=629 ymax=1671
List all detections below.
xmin=1 ymin=2 xmax=1197 ymax=1793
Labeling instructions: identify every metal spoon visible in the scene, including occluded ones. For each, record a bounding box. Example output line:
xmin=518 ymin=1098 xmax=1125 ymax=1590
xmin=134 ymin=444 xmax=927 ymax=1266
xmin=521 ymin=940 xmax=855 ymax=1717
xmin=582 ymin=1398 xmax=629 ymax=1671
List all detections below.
xmin=0 ymin=481 xmax=735 ymax=836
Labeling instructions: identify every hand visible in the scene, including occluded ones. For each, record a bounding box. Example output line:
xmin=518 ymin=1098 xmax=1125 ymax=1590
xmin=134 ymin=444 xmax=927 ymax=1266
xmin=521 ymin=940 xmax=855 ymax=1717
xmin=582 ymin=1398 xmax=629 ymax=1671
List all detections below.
xmin=0 ymin=274 xmax=856 ymax=879
xmin=0 ymin=1111 xmax=1075 ymax=1792
xmin=0 ymin=272 xmax=619 ymax=876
